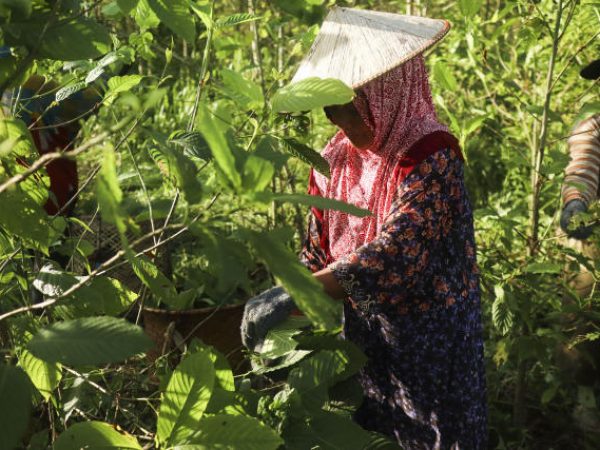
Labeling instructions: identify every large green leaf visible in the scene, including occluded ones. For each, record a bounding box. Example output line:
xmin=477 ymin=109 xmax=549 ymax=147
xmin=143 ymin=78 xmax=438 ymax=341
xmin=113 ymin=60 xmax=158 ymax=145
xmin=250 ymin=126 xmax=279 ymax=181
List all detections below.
xmin=153 ymin=146 xmax=203 ymax=203
xmin=7 ymin=18 xmax=112 ymax=61
xmin=220 ymin=69 xmax=264 ymax=109
xmin=0 ymin=189 xmax=52 ymax=250
xmin=196 ymin=105 xmax=242 ymax=188
xmin=288 ymin=349 xmax=349 ymax=411
xmin=104 ymin=75 xmax=143 ymax=105
xmin=246 ymin=228 xmax=341 ymax=331
xmin=33 ymin=265 xmax=137 ymax=317
xmin=117 ymin=0 xmax=139 ymax=14
xmin=54 ymin=421 xmax=142 ymax=450
xmin=432 ymin=61 xmax=458 ymax=91
xmin=285 ymin=410 xmax=372 ymax=450
xmin=18 ymin=348 xmax=62 ymax=402
xmin=178 ymin=414 xmax=283 ymax=450
xmin=27 ymin=317 xmax=152 ymax=366
xmin=131 ymin=255 xmax=181 ymax=307
xmin=156 ymin=349 xmax=216 ymax=447
xmin=280 ymin=138 xmax=330 ymax=177
xmin=0 ymin=364 xmax=31 ymax=450
xmin=96 ymin=146 xmax=127 ymax=235
xmin=271 ymin=77 xmax=354 ymax=113
xmin=459 ymin=0 xmax=482 ymax=17
xmin=242 ymin=154 xmax=274 ymax=192
xmin=148 ymin=0 xmax=196 ymax=42
xmin=270 ymin=193 xmax=371 ymax=218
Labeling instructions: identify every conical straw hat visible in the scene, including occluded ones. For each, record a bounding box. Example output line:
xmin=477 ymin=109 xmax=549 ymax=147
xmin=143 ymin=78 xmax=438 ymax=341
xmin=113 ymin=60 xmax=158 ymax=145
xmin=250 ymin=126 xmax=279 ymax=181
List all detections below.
xmin=292 ymin=6 xmax=450 ymax=89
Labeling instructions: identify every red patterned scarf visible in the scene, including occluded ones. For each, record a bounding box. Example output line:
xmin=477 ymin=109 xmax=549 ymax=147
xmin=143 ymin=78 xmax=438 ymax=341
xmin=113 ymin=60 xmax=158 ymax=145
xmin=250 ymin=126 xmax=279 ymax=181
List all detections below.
xmin=309 ymin=56 xmax=459 ymax=261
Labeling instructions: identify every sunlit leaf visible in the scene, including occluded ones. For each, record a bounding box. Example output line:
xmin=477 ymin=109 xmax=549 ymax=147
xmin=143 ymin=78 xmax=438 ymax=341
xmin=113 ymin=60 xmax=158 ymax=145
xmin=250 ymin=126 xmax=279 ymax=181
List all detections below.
xmin=54 ymin=421 xmax=142 ymax=450
xmin=18 ymin=348 xmax=61 ymax=402
xmin=272 ymin=77 xmax=354 ymax=113
xmin=148 ymin=0 xmax=196 ymax=42
xmin=27 ymin=317 xmax=152 ymax=366
xmin=156 ymin=349 xmax=215 ymax=447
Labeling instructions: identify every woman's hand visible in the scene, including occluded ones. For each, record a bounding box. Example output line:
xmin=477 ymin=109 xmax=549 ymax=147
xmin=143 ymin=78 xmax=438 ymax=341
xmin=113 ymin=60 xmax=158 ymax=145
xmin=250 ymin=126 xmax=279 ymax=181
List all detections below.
xmin=560 ymin=199 xmax=593 ymax=240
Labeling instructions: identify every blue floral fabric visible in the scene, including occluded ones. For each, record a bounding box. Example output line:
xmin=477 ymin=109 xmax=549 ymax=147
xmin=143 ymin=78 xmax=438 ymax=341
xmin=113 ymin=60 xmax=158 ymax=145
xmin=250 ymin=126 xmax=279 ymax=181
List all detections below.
xmin=301 ymin=147 xmax=487 ymax=449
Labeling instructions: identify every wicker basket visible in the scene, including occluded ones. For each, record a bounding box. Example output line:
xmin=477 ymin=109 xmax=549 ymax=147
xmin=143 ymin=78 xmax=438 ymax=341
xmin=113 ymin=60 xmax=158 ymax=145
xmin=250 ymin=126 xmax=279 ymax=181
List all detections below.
xmin=142 ymin=303 xmax=248 ymax=374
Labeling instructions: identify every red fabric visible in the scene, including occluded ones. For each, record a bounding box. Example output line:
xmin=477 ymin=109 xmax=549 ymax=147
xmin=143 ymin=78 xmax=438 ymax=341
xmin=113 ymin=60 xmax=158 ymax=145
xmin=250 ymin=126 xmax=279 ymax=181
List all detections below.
xmin=30 ymin=126 xmax=78 ymax=216
xmin=309 ymin=57 xmax=455 ymax=261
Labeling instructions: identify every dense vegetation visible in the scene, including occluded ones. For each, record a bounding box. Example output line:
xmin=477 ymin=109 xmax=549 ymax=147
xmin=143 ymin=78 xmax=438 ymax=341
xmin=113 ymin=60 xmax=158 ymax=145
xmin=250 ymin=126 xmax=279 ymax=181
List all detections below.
xmin=0 ymin=0 xmax=598 ymax=449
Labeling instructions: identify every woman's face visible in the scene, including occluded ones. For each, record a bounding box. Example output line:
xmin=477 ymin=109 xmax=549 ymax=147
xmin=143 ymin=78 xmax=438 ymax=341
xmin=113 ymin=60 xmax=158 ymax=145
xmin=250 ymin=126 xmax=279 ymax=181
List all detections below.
xmin=324 ymin=100 xmax=374 ymax=150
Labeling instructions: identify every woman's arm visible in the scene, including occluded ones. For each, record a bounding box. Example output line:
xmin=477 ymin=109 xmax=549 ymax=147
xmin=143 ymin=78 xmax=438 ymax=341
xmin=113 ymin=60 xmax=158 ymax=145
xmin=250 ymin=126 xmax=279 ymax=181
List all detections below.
xmin=313 ymin=267 xmax=346 ymax=300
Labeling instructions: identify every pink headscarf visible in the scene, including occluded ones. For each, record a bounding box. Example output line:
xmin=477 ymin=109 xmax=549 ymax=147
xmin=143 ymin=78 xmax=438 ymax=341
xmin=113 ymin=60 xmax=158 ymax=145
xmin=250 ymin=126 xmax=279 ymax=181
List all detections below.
xmin=310 ymin=56 xmax=451 ymax=261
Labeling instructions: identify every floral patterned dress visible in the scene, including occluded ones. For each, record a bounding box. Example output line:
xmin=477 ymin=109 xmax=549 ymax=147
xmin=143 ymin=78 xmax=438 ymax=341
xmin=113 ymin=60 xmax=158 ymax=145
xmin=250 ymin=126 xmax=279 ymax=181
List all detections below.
xmin=300 ymin=146 xmax=487 ymax=449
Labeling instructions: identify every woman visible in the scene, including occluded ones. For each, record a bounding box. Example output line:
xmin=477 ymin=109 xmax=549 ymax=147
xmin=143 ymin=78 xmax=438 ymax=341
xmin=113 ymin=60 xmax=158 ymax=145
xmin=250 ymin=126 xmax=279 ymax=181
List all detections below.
xmin=242 ymin=12 xmax=487 ymax=449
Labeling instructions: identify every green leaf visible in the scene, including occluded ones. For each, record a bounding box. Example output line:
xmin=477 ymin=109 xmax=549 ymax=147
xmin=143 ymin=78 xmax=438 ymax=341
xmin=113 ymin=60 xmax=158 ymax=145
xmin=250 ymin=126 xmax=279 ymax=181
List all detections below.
xmin=280 ymin=138 xmax=330 ymax=177
xmin=180 ymin=414 xmax=283 ymax=450
xmin=288 ymin=349 xmax=349 ymax=411
xmin=272 ymin=77 xmax=354 ymax=113
xmin=156 ymin=146 xmax=203 ymax=203
xmin=0 ymin=117 xmax=35 ymax=157
xmin=459 ymin=0 xmax=483 ymax=17
xmin=27 ymin=317 xmax=152 ymax=366
xmin=169 ymin=131 xmax=211 ymax=161
xmin=215 ymin=13 xmax=261 ymax=28
xmin=523 ymin=262 xmax=562 ymax=274
xmin=0 ymin=364 xmax=32 ymax=450
xmin=55 ymin=81 xmax=88 ymax=102
xmin=15 ymin=18 xmax=112 ymax=61
xmin=148 ymin=0 xmax=196 ymax=42
xmin=196 ymin=105 xmax=242 ymax=188
xmin=18 ymin=348 xmax=62 ymax=402
xmin=0 ymin=190 xmax=52 ymax=249
xmin=104 ymin=74 xmax=143 ymax=105
xmin=247 ymin=228 xmax=341 ymax=331
xmin=54 ymin=421 xmax=142 ymax=450
xmin=492 ymin=285 xmax=513 ymax=336
xmin=96 ymin=146 xmax=127 ymax=235
xmin=270 ymin=193 xmax=371 ymax=217
xmin=156 ymin=349 xmax=216 ymax=447
xmin=432 ymin=61 xmax=458 ymax=91
xmin=133 ymin=0 xmax=160 ymax=29
xmin=117 ymin=0 xmax=139 ymax=14
xmin=242 ymin=154 xmax=274 ymax=192
xmin=131 ymin=255 xmax=179 ymax=305
xmin=0 ymin=0 xmax=32 ymax=19
xmin=220 ymin=69 xmax=264 ymax=109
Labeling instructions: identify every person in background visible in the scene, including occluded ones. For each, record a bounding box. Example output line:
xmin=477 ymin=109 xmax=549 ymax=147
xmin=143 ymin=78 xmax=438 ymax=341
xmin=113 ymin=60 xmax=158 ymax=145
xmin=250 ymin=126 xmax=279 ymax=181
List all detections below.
xmin=559 ymin=57 xmax=599 ymax=297
xmin=242 ymin=7 xmax=487 ymax=448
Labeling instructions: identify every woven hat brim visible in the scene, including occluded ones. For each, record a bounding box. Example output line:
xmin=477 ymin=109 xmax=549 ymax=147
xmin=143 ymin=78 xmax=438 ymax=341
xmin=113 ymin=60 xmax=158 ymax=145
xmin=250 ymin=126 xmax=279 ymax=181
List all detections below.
xmin=352 ymin=20 xmax=450 ymax=89
xmin=292 ymin=7 xmax=451 ymax=89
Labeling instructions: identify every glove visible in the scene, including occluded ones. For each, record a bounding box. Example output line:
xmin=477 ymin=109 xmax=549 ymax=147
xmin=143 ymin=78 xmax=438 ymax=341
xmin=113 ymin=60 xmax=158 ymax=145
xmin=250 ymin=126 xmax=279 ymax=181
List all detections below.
xmin=240 ymin=286 xmax=295 ymax=353
xmin=560 ymin=199 xmax=593 ymax=240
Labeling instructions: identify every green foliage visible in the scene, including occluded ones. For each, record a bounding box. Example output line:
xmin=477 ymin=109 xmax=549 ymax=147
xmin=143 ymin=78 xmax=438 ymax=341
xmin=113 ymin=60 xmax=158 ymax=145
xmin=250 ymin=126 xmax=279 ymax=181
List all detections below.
xmin=156 ymin=349 xmax=215 ymax=447
xmin=272 ymin=77 xmax=355 ymax=113
xmin=18 ymin=347 xmax=62 ymax=401
xmin=54 ymin=421 xmax=142 ymax=450
xmin=148 ymin=0 xmax=196 ymax=43
xmin=27 ymin=317 xmax=152 ymax=365
xmin=0 ymin=364 xmax=31 ymax=450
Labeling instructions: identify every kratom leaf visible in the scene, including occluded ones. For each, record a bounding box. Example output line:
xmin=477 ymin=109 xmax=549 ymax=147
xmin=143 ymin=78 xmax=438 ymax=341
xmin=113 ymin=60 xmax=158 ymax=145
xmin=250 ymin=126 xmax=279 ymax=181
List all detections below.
xmin=432 ymin=61 xmax=458 ymax=91
xmin=104 ymin=75 xmax=143 ymax=105
xmin=492 ymin=285 xmax=513 ymax=336
xmin=288 ymin=349 xmax=349 ymax=411
xmin=215 ymin=13 xmax=261 ymax=28
xmin=196 ymin=105 xmax=242 ymax=188
xmin=131 ymin=255 xmax=178 ymax=305
xmin=220 ymin=68 xmax=264 ymax=109
xmin=242 ymin=154 xmax=275 ymax=192
xmin=148 ymin=0 xmax=196 ymax=42
xmin=181 ymin=414 xmax=283 ymax=450
xmin=270 ymin=193 xmax=371 ymax=217
xmin=55 ymin=81 xmax=87 ymax=102
xmin=169 ymin=131 xmax=212 ymax=161
xmin=54 ymin=421 xmax=142 ymax=450
xmin=18 ymin=348 xmax=62 ymax=402
xmin=0 ymin=364 xmax=31 ymax=450
xmin=96 ymin=146 xmax=127 ymax=235
xmin=27 ymin=317 xmax=152 ymax=366
xmin=156 ymin=349 xmax=215 ymax=447
xmin=117 ymin=0 xmax=139 ymax=14
xmin=271 ymin=77 xmax=354 ymax=113
xmin=280 ymin=138 xmax=330 ymax=177
xmin=246 ymin=228 xmax=341 ymax=331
